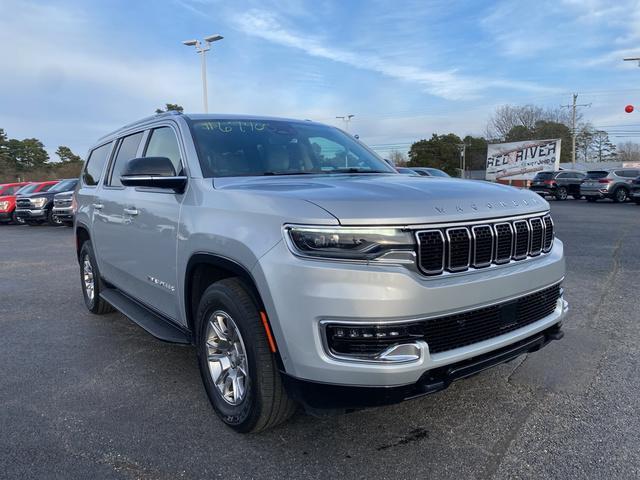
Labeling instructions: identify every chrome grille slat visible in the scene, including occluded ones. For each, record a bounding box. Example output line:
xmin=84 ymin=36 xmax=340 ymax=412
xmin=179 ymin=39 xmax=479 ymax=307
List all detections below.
xmin=416 ymin=214 xmax=554 ymax=276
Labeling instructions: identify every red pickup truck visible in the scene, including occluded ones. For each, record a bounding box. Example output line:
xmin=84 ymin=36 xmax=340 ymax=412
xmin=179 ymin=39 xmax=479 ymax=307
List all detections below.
xmin=0 ymin=181 xmax=58 ymax=224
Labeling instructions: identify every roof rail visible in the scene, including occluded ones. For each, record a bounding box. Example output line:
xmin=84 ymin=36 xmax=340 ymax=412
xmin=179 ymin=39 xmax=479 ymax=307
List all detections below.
xmin=96 ymin=110 xmax=183 ymax=142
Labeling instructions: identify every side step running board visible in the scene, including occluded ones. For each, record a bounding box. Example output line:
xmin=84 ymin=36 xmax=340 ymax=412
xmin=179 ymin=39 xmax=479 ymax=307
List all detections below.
xmin=100 ymin=288 xmax=191 ymax=344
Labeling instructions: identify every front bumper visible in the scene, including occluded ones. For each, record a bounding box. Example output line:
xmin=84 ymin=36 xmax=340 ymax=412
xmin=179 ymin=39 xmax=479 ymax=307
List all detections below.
xmin=283 ymin=323 xmax=564 ymax=409
xmin=254 ymin=239 xmax=567 ymax=387
xmin=529 ymin=186 xmax=555 ymax=196
xmin=52 ymin=206 xmax=74 ymax=221
xmin=14 ymin=208 xmax=45 ymax=219
xmin=0 ymin=211 xmax=13 ymax=221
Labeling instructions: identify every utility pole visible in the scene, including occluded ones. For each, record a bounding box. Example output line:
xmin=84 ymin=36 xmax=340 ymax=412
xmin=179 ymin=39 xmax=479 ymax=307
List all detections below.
xmin=561 ymin=93 xmax=590 ymax=168
xmin=336 ymin=114 xmax=354 ymax=132
xmin=182 ymin=34 xmax=224 ymax=113
xmin=457 ymin=143 xmax=466 ymax=178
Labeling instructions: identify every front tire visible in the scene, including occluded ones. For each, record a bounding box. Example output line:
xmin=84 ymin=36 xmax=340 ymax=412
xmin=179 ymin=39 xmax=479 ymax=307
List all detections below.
xmin=47 ymin=209 xmax=63 ymax=226
xmin=196 ymin=278 xmax=296 ymax=433
xmin=79 ymin=241 xmax=115 ymax=314
xmin=12 ymin=212 xmax=25 ymax=225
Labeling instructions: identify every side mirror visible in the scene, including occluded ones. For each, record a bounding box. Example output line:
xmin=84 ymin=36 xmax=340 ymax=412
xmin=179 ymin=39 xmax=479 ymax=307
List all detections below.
xmin=120 ymin=157 xmax=187 ymax=192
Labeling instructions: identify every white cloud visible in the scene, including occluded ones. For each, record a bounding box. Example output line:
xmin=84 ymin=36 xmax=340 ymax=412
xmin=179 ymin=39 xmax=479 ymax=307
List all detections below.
xmin=230 ymin=9 xmax=557 ymax=100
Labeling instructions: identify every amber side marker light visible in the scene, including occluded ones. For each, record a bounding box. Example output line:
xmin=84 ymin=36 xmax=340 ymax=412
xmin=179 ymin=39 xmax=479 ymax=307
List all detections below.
xmin=260 ymin=311 xmax=277 ymax=353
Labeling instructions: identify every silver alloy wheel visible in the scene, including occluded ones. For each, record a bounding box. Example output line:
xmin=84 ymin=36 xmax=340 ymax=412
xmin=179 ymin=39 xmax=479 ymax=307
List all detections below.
xmin=558 ymin=187 xmax=567 ymax=200
xmin=616 ymin=189 xmax=627 ymax=202
xmin=205 ymin=311 xmax=249 ymax=405
xmin=82 ymin=255 xmax=95 ymax=302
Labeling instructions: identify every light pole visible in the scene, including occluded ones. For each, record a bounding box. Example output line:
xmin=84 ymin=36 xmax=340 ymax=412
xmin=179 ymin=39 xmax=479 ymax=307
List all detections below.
xmin=336 ymin=114 xmax=354 ymax=132
xmin=183 ymin=34 xmax=224 ymax=113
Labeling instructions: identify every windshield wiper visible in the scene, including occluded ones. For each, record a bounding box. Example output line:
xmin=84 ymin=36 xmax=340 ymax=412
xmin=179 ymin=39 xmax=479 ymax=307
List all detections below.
xmin=328 ymin=168 xmax=389 ymax=174
xmin=262 ymin=171 xmax=321 ymax=176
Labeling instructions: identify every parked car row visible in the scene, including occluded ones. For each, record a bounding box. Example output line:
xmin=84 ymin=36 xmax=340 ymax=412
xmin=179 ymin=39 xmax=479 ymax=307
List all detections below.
xmin=529 ymin=168 xmax=640 ymax=204
xmin=0 ymin=179 xmax=78 ymax=226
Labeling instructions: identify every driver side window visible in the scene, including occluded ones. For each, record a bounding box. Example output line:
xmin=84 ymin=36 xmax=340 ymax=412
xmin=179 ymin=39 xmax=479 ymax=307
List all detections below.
xmin=144 ymin=127 xmax=183 ymax=175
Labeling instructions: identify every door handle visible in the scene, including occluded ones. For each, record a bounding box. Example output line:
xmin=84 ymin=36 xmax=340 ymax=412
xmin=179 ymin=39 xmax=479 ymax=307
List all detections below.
xmin=92 ymin=203 xmax=104 ymax=210
xmin=123 ymin=207 xmax=139 ymax=216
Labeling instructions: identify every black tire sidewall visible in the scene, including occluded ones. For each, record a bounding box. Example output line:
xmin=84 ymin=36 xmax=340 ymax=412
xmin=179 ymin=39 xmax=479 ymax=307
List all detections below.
xmin=195 ymin=283 xmax=264 ymax=431
xmin=79 ymin=242 xmax=99 ymax=312
xmin=614 ymin=188 xmax=628 ymax=202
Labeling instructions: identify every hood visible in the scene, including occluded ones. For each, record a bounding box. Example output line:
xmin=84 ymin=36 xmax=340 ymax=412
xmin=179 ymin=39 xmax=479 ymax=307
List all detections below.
xmin=19 ymin=191 xmax=56 ymax=200
xmin=215 ymin=174 xmax=549 ymax=225
xmin=54 ymin=191 xmax=74 ymax=199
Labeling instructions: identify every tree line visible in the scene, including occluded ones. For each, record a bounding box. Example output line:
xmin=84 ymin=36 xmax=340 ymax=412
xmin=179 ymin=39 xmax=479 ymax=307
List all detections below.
xmin=0 ymin=128 xmax=84 ymax=184
xmin=402 ymin=104 xmax=632 ymax=176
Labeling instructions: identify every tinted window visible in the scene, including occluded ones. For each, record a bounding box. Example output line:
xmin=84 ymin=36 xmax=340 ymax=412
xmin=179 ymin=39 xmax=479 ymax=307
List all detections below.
xmin=108 ymin=132 xmax=144 ymax=187
xmin=616 ymin=170 xmax=640 ymax=178
xmin=534 ymin=172 xmax=554 ymax=180
xmin=190 ymin=119 xmax=394 ymax=177
xmin=426 ymin=168 xmax=450 ymax=177
xmin=586 ymin=171 xmax=608 ymax=179
xmin=144 ymin=127 xmax=182 ymax=175
xmin=16 ymin=184 xmax=37 ymax=195
xmin=39 ymin=183 xmax=56 ymax=192
xmin=556 ymin=172 xmax=570 ymax=179
xmin=1 ymin=185 xmax=20 ymax=195
xmin=83 ymin=142 xmax=113 ymax=186
xmin=49 ymin=179 xmax=78 ymax=193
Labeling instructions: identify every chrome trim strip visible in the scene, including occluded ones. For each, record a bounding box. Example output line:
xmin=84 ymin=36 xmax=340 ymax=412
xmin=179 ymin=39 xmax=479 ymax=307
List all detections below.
xmin=446 ymin=227 xmax=471 ymax=272
xmin=471 ymin=224 xmax=493 ymax=268
xmin=493 ymin=222 xmax=514 ymax=264
xmin=402 ymin=210 xmax=549 ymax=230
xmin=542 ymin=214 xmax=554 ymax=253
xmin=512 ymin=219 xmax=530 ymax=260
xmin=415 ymin=229 xmax=445 ymax=275
xmin=529 ymin=217 xmax=544 ymax=256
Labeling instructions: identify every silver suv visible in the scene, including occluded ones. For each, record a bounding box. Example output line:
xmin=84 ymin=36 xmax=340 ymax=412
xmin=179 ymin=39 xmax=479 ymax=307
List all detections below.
xmin=75 ymin=112 xmax=567 ymax=432
xmin=580 ymin=168 xmax=640 ymax=202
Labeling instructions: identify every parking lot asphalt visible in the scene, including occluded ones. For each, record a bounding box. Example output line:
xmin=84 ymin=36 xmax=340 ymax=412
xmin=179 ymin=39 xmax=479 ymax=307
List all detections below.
xmin=1 ymin=200 xmax=639 ymax=480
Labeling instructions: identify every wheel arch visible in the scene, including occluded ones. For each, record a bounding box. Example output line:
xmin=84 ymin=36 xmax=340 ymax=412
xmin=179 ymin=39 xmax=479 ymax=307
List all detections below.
xmin=184 ymin=253 xmax=265 ymax=335
xmin=75 ymin=222 xmax=91 ymax=261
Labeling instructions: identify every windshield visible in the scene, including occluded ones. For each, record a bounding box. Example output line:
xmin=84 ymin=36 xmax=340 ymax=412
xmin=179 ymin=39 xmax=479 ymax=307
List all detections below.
xmin=585 ymin=171 xmax=608 ymax=179
xmin=15 ymin=183 xmax=37 ymax=195
xmin=49 ymin=179 xmax=78 ymax=193
xmin=190 ymin=119 xmax=395 ymax=177
xmin=426 ymin=168 xmax=450 ymax=177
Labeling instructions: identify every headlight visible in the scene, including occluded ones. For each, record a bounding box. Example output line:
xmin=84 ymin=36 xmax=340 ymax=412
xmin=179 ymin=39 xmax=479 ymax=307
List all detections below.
xmin=0 ymin=201 xmax=9 ymax=211
xmin=31 ymin=197 xmax=47 ymax=208
xmin=286 ymin=226 xmax=415 ymax=261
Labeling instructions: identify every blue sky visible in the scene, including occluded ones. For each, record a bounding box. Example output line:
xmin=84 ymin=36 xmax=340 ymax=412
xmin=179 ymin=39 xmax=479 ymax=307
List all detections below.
xmin=1 ymin=0 xmax=640 ymax=159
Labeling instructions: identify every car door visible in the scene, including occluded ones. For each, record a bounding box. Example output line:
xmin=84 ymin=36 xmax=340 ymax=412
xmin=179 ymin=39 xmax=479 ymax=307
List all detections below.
xmin=119 ymin=125 xmax=186 ymax=321
xmin=91 ymin=131 xmax=145 ymax=292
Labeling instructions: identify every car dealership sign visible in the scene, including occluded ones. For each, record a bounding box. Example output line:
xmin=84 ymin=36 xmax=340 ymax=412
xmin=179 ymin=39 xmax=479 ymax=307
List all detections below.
xmin=486 ymin=139 xmax=561 ymax=181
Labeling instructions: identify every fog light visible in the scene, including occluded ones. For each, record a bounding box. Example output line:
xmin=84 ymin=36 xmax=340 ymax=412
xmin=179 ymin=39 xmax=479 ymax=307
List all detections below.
xmin=325 ymin=323 xmax=422 ymax=361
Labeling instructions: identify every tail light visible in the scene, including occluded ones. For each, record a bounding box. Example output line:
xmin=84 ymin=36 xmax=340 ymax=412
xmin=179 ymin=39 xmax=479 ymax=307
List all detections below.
xmin=598 ymin=179 xmax=611 ymax=184
xmin=543 ymin=180 xmax=556 ymax=185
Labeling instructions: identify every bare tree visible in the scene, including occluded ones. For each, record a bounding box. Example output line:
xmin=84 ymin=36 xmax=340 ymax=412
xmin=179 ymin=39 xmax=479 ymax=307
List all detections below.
xmin=487 ymin=104 xmax=579 ymax=141
xmin=576 ymin=124 xmax=594 ymax=162
xmin=591 ymin=131 xmax=616 ymax=162
xmin=617 ymin=141 xmax=640 ymax=163
xmin=388 ymin=150 xmax=408 ymax=166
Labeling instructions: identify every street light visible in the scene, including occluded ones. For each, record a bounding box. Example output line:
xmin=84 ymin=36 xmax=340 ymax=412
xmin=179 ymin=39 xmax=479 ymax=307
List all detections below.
xmin=182 ymin=34 xmax=224 ymax=113
xmin=336 ymin=114 xmax=354 ymax=132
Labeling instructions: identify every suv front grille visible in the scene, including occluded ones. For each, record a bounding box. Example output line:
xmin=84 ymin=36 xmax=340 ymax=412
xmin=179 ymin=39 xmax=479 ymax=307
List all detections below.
xmin=16 ymin=199 xmax=31 ymax=209
xmin=325 ymin=283 xmax=562 ymax=357
xmin=416 ymin=214 xmax=553 ymax=276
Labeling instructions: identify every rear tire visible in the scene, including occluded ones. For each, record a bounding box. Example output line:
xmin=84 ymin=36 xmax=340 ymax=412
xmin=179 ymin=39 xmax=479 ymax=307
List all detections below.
xmin=612 ymin=187 xmax=628 ymax=203
xmin=195 ymin=278 xmax=296 ymax=433
xmin=79 ymin=241 xmax=115 ymax=314
xmin=634 ymin=198 xmax=640 ymax=205
xmin=555 ymin=186 xmax=568 ymax=201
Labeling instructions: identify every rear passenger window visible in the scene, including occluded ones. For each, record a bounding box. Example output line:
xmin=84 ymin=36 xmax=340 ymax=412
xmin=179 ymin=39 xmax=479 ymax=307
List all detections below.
xmin=144 ymin=127 xmax=183 ymax=175
xmin=108 ymin=132 xmax=144 ymax=187
xmin=83 ymin=142 xmax=113 ymax=186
